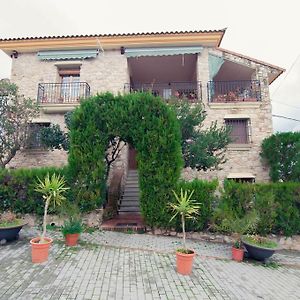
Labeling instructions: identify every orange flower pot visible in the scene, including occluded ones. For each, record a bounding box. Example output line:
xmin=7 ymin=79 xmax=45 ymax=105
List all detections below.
xmin=176 ymin=250 xmax=196 ymax=275
xmin=30 ymin=237 xmax=53 ymax=263
xmin=65 ymin=233 xmax=80 ymax=246
xmin=232 ymin=246 xmax=244 ymax=262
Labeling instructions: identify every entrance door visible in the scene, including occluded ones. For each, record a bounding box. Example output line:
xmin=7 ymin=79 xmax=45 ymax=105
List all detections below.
xmin=128 ymin=144 xmax=137 ymax=170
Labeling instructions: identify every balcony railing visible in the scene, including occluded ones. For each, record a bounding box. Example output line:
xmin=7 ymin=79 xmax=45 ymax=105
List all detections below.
xmin=124 ymin=81 xmax=202 ymax=102
xmin=37 ymin=82 xmax=90 ymax=104
xmin=207 ymin=80 xmax=261 ymax=103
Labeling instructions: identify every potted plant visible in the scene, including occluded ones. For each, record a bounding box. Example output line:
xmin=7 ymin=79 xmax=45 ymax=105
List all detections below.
xmin=61 ymin=217 xmax=83 ymax=246
xmin=0 ymin=211 xmax=27 ymax=243
xmin=242 ymin=235 xmax=279 ymax=261
xmin=31 ymin=173 xmax=69 ymax=263
xmin=213 ymin=210 xmax=259 ymax=262
xmin=169 ymin=189 xmax=200 ymax=275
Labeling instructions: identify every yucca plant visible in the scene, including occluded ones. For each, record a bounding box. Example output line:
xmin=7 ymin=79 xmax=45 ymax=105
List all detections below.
xmin=169 ymin=189 xmax=200 ymax=252
xmin=34 ymin=173 xmax=69 ymax=242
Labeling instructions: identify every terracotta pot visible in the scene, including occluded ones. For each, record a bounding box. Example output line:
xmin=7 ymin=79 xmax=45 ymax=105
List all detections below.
xmin=65 ymin=233 xmax=80 ymax=246
xmin=232 ymin=246 xmax=244 ymax=262
xmin=176 ymin=250 xmax=196 ymax=275
xmin=30 ymin=237 xmax=53 ymax=263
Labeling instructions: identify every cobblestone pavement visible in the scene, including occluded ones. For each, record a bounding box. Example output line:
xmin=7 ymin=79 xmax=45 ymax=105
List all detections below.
xmin=0 ymin=227 xmax=299 ymax=300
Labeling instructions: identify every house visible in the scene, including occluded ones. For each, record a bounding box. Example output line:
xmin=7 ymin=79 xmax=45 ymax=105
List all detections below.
xmin=0 ymin=29 xmax=284 ymax=185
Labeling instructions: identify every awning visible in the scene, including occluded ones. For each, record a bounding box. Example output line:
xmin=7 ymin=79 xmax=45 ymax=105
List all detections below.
xmin=209 ymin=53 xmax=224 ymax=80
xmin=227 ymin=173 xmax=255 ymax=179
xmin=124 ymin=46 xmax=203 ymax=58
xmin=37 ymin=49 xmax=99 ymax=60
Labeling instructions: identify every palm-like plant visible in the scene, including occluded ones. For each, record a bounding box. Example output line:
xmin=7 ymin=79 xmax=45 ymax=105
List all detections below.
xmin=169 ymin=189 xmax=200 ymax=251
xmin=34 ymin=173 xmax=69 ymax=242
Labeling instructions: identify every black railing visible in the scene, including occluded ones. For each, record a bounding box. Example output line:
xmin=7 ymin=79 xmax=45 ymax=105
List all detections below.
xmin=207 ymin=80 xmax=261 ymax=103
xmin=37 ymin=82 xmax=91 ymax=104
xmin=124 ymin=81 xmax=202 ymax=102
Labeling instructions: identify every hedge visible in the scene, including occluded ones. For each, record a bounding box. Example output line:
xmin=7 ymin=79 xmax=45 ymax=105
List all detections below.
xmin=68 ymin=92 xmax=183 ymax=227
xmin=215 ymin=181 xmax=300 ymax=236
xmin=0 ymin=167 xmax=67 ymax=215
xmin=171 ymin=179 xmax=218 ymax=231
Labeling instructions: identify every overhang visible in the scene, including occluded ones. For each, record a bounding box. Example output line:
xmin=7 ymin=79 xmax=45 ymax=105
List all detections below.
xmin=124 ymin=46 xmax=203 ymax=57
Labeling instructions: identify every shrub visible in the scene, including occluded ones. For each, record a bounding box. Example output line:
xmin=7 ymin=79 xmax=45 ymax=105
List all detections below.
xmin=0 ymin=167 xmax=67 ymax=215
xmin=214 ymin=180 xmax=300 ymax=236
xmin=170 ymin=179 xmax=218 ymax=231
xmin=68 ymin=92 xmax=182 ymax=227
xmin=261 ymin=132 xmax=300 ymax=182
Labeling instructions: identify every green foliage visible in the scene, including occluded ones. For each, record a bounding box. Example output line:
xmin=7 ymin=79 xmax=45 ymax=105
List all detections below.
xmin=0 ymin=80 xmax=39 ymax=167
xmin=172 ymin=179 xmax=218 ymax=231
xmin=169 ymin=189 xmax=200 ymax=222
xmin=243 ymin=235 xmax=278 ymax=249
xmin=213 ymin=180 xmax=300 ymax=236
xmin=0 ymin=167 xmax=67 ymax=215
xmin=68 ymin=93 xmax=182 ymax=226
xmin=261 ymin=132 xmax=300 ymax=182
xmin=61 ymin=217 xmax=83 ymax=236
xmin=34 ymin=173 xmax=69 ymax=207
xmin=169 ymin=189 xmax=200 ymax=250
xmin=170 ymin=101 xmax=231 ymax=171
xmin=34 ymin=172 xmax=69 ymax=239
xmin=40 ymin=124 xmax=69 ymax=151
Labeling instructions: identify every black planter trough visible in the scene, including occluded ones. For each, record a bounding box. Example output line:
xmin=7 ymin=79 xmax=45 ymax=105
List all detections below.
xmin=242 ymin=239 xmax=278 ymax=261
xmin=0 ymin=223 xmax=27 ymax=243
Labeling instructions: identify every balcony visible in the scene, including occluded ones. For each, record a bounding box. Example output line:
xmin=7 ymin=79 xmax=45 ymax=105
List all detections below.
xmin=37 ymin=82 xmax=90 ymax=104
xmin=125 ymin=81 xmax=202 ymax=102
xmin=207 ymin=80 xmax=261 ymax=103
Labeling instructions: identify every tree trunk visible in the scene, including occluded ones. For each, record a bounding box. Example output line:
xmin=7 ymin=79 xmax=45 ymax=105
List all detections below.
xmin=41 ymin=198 xmax=50 ymax=243
xmin=182 ymin=214 xmax=186 ymax=250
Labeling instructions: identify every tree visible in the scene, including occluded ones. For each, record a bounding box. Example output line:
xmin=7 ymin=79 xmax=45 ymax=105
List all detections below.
xmin=170 ymin=101 xmax=231 ymax=171
xmin=40 ymin=111 xmax=125 ymax=179
xmin=0 ymin=79 xmax=39 ymax=168
xmin=261 ymin=132 xmax=300 ymax=182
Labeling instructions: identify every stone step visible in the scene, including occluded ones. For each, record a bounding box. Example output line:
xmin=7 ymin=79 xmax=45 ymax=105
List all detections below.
xmin=119 ymin=207 xmax=140 ymax=213
xmin=122 ymin=199 xmax=139 ymax=203
xmin=123 ymin=192 xmax=140 ymax=197
xmin=124 ymin=186 xmax=139 ymax=191
xmin=120 ymin=203 xmax=139 ymax=208
xmin=123 ymin=191 xmax=139 ymax=195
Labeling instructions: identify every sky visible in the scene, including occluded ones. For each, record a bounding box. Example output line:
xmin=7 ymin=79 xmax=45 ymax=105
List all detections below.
xmin=0 ymin=0 xmax=299 ymax=132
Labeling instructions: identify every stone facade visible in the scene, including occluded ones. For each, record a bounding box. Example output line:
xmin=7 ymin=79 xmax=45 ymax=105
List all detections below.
xmin=8 ymin=46 xmax=276 ymax=183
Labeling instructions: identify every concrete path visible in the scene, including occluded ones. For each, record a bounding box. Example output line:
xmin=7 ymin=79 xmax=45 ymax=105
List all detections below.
xmin=0 ymin=227 xmax=300 ymax=299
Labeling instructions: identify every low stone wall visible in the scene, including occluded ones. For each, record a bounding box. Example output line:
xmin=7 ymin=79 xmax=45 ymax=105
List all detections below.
xmin=23 ymin=209 xmax=103 ymax=228
xmin=150 ymin=229 xmax=300 ymax=252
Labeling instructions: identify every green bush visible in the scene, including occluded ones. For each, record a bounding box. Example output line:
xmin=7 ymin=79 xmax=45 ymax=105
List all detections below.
xmin=68 ymin=92 xmax=183 ymax=227
xmin=0 ymin=167 xmax=67 ymax=215
xmin=261 ymin=132 xmax=300 ymax=182
xmin=214 ymin=180 xmax=300 ymax=236
xmin=170 ymin=179 xmax=218 ymax=231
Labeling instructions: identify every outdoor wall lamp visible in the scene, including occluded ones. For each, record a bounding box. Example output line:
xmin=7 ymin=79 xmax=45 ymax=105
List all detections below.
xmin=11 ymin=50 xmax=18 ymax=59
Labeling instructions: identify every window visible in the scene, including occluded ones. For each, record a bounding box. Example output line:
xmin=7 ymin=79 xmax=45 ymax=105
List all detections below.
xmin=58 ymin=67 xmax=81 ymax=102
xmin=225 ymin=119 xmax=251 ymax=144
xmin=27 ymin=123 xmax=50 ymax=149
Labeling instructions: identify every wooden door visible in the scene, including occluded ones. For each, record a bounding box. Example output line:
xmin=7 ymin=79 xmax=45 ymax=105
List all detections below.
xmin=128 ymin=144 xmax=137 ymax=169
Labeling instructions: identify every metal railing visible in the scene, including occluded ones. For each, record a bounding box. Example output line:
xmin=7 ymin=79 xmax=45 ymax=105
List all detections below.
xmin=207 ymin=80 xmax=261 ymax=103
xmin=37 ymin=82 xmax=91 ymax=104
xmin=124 ymin=81 xmax=202 ymax=102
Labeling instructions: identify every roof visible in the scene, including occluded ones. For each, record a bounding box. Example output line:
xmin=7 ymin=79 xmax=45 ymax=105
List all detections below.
xmin=0 ymin=29 xmax=226 ymax=54
xmin=0 ymin=29 xmax=226 ymax=42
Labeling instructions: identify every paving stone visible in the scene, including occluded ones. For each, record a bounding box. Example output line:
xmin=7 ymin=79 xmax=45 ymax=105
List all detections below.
xmin=0 ymin=228 xmax=300 ymax=299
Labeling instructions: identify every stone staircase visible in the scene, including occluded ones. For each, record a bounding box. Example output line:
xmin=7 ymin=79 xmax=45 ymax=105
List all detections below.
xmin=119 ymin=170 xmax=140 ymax=214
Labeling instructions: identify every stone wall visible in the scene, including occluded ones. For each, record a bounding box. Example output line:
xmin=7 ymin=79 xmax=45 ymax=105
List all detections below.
xmin=183 ymin=48 xmax=274 ymax=183
xmin=9 ymin=47 xmax=275 ymax=183
xmin=8 ymin=49 xmax=129 ymax=169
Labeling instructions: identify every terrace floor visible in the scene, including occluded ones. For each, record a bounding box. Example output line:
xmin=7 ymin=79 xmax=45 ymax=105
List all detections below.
xmin=0 ymin=227 xmax=300 ymax=299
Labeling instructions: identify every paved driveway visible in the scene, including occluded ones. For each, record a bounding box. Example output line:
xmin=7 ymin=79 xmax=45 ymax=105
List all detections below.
xmin=0 ymin=228 xmax=300 ymax=299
